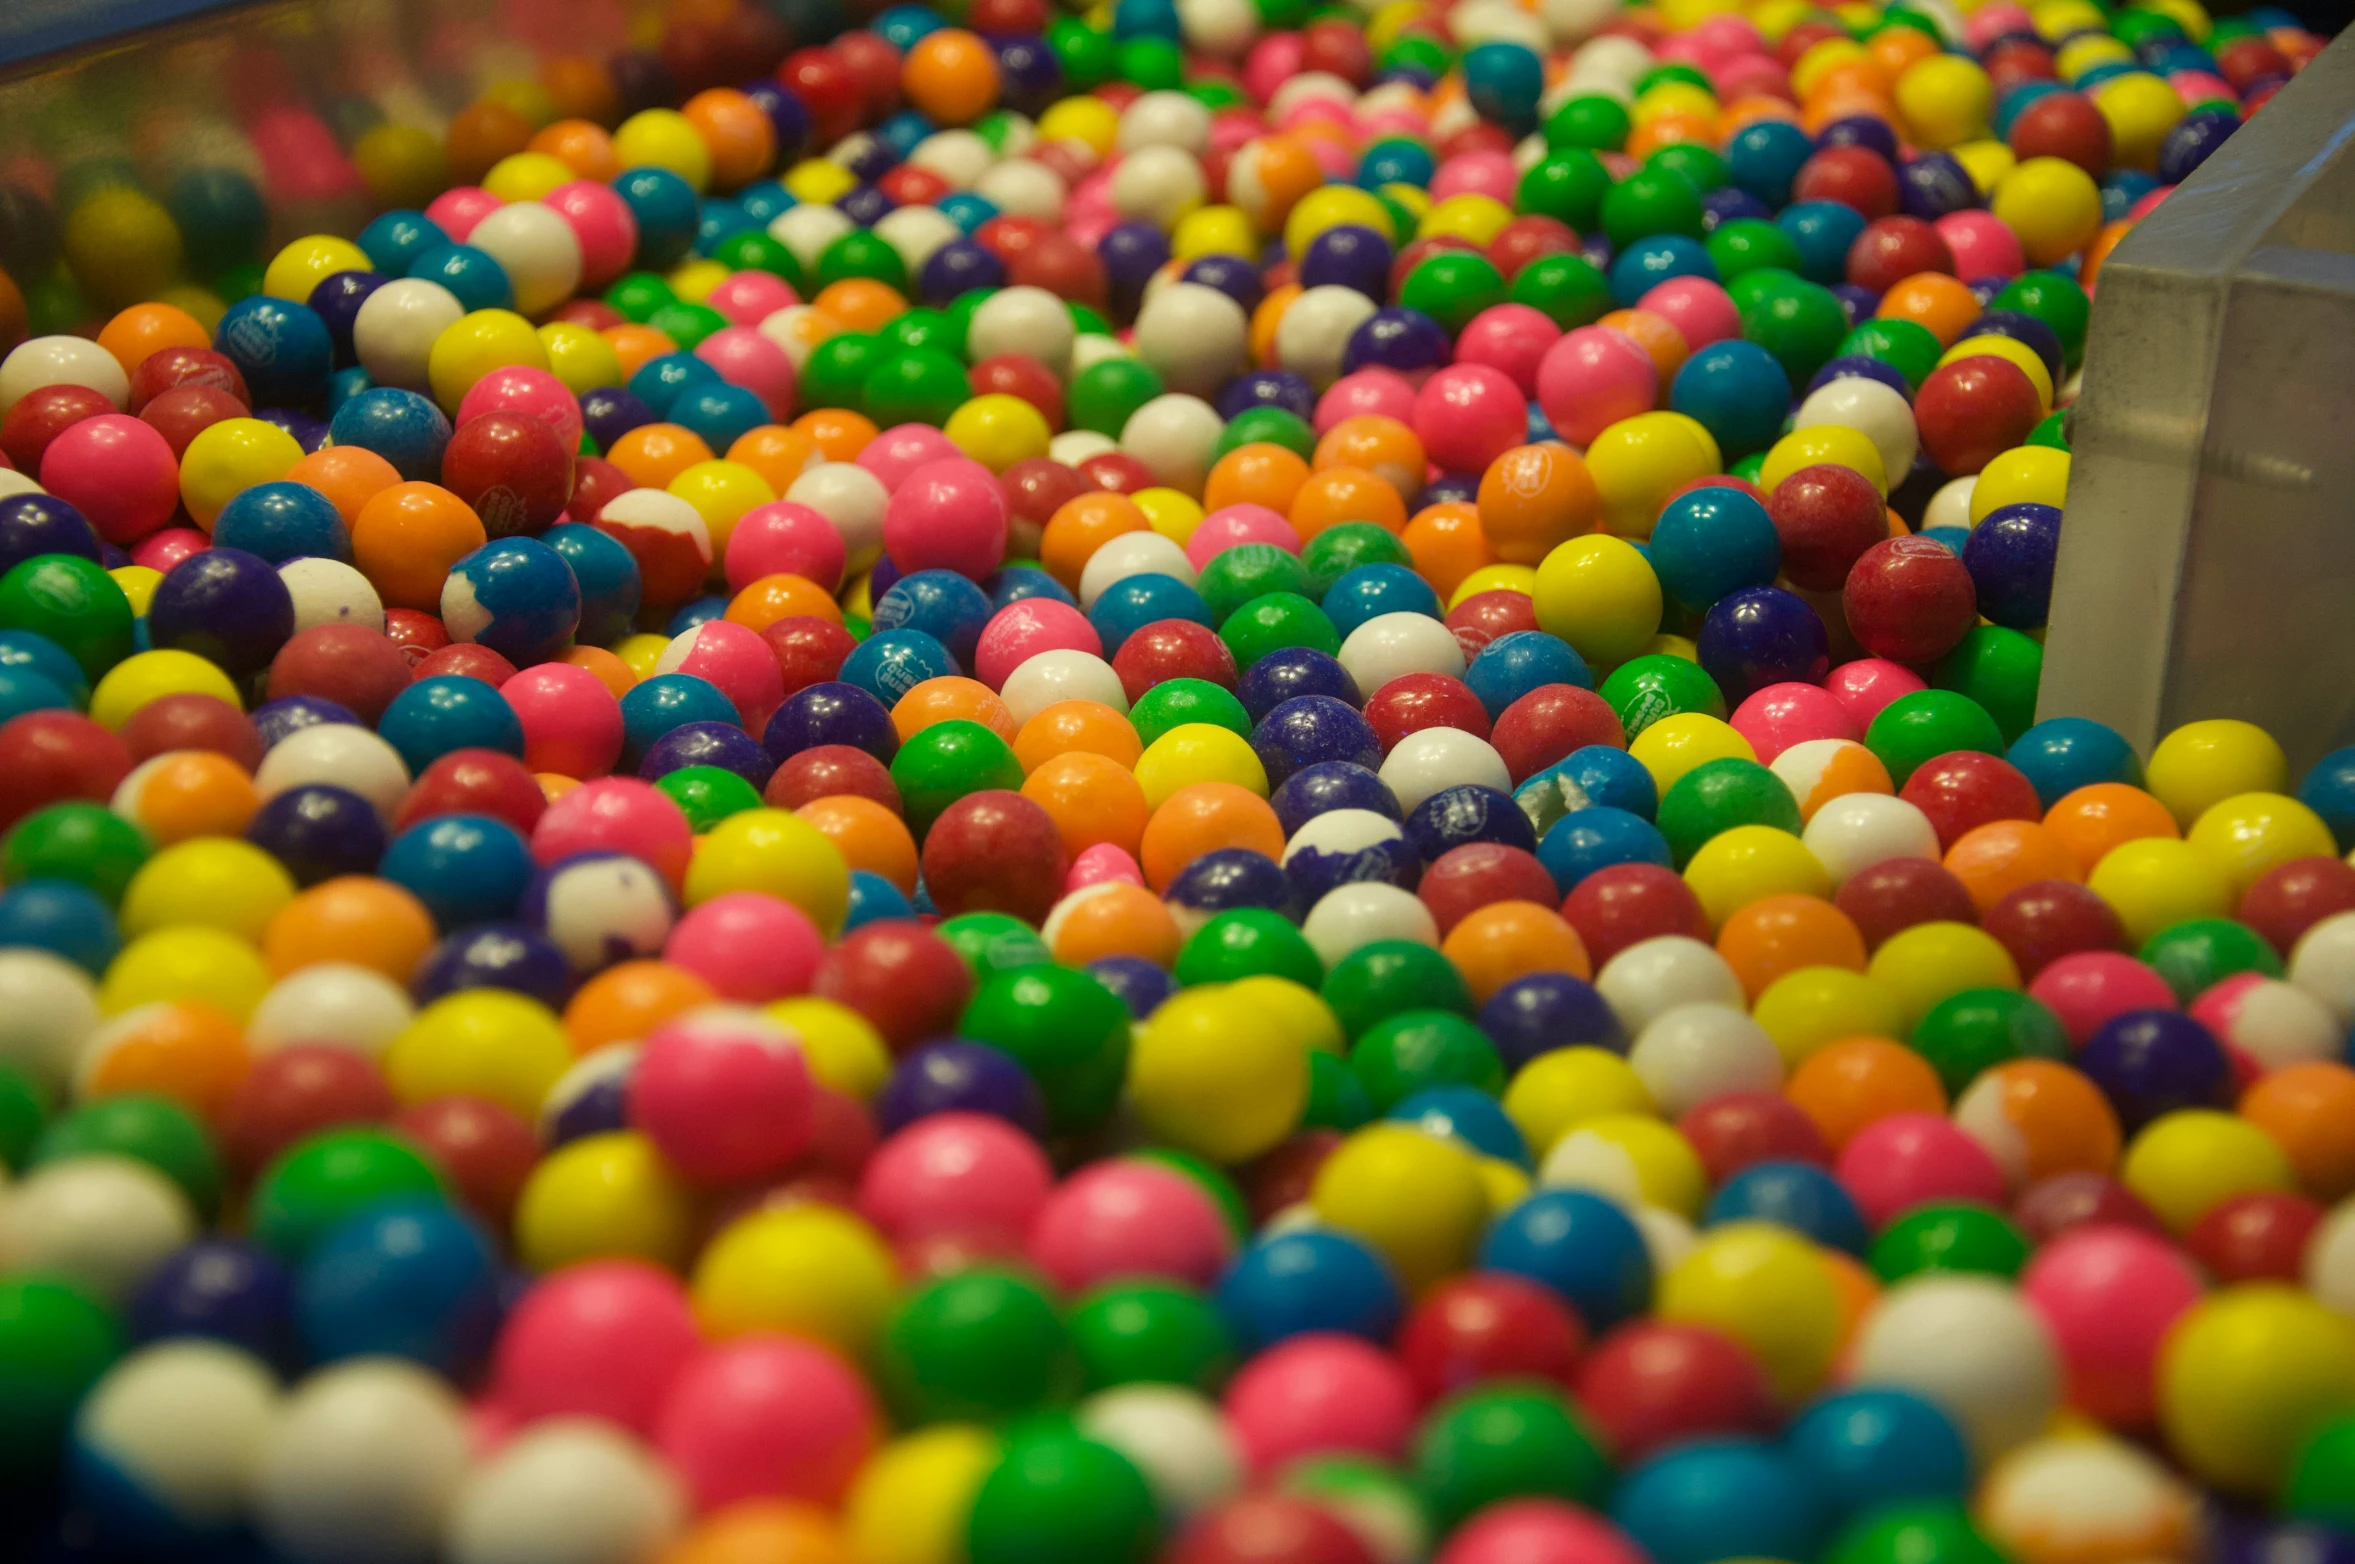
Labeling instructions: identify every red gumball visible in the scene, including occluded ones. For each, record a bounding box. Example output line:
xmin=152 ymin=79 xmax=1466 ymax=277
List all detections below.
xmin=1 ymin=384 xmax=114 ymax=472
xmin=766 ymin=744 xmax=902 ymax=814
xmin=968 ymin=0 xmax=1048 ymax=31
xmin=1447 ymin=589 xmax=1540 ymax=643
xmin=1572 ymin=1320 xmax=1778 ymax=1464
xmin=2013 ymin=1171 xmax=2166 ymax=1242
xmin=831 ymin=30 xmax=903 ymax=119
xmin=549 ymin=300 xmax=625 ymax=332
xmin=1437 ymin=121 xmax=1516 ymax=162
xmin=1420 ymin=843 xmax=1562 ymax=936
xmin=118 ymin=693 xmax=264 ymax=769
xmin=813 ymin=921 xmax=975 ymax=1052
xmin=1845 ymin=216 xmax=1954 ymax=293
xmin=1487 ymin=216 xmax=1580 ymax=283
xmin=1770 ymin=464 xmax=1887 ymax=592
xmin=1396 ymin=1273 xmax=1585 ymax=1403
xmin=1679 ymin=1092 xmax=1831 ymax=1184
xmin=2240 ymin=856 xmax=2355 ymax=956
xmin=220 ymin=1044 xmax=395 ymax=1176
xmin=1170 ymin=1496 xmax=1376 ymax=1564
xmin=267 ymin=624 xmax=417 ymax=725
xmin=126 ymin=346 xmax=249 ymax=413
xmin=1842 ymin=536 xmax=1976 ymax=666
xmin=1242 ymin=1130 xmax=1341 ymax=1224
xmin=1984 ymin=38 xmax=2059 ymax=96
xmin=394 ymin=748 xmax=548 ymax=835
xmin=920 ymin=790 xmax=1068 ymax=924
xmin=390 ymin=1095 xmax=539 ymax=1223
xmin=1561 ymin=862 xmax=1712 ymax=965
xmin=877 ymin=164 xmax=952 ymax=208
xmin=1079 ymin=451 xmax=1154 ymax=494
xmin=1899 ymin=750 xmax=2041 ymax=850
xmin=1008 ymin=231 xmax=1108 ymax=311
xmin=1002 ymin=458 xmax=1088 ymax=527
xmin=2006 ymin=91 xmax=2112 ymax=176
xmin=0 ymin=711 xmax=133 ymax=829
xmin=1363 ymin=674 xmax=1490 ymax=755
xmin=1913 ymin=357 xmax=2044 ymax=477
xmin=568 ymin=454 xmax=638 ymax=526
xmin=1777 ymin=20 xmax=1845 ymax=64
xmin=974 ymin=215 xmax=1051 ymax=265
xmin=762 ymin=616 xmax=859 ymax=696
xmin=1792 ymin=144 xmax=1899 ymax=219
xmin=1113 ymin=620 xmax=1238 ymax=701
xmin=2185 ymin=1190 xmax=2324 ymax=1284
xmin=1980 ymin=878 xmax=2124 ymax=979
xmin=1300 ymin=16 xmax=1372 ymax=81
xmin=967 ymin=355 xmax=1064 ymax=429
xmin=779 ymin=48 xmax=864 ymax=144
xmin=441 ymin=411 xmax=575 ymax=539
xmin=1491 ymin=684 xmax=1626 ymax=783
xmin=797 ymin=1084 xmax=878 ymax=1183
xmin=138 ymin=384 xmax=247 ymax=461
xmin=413 ymin=643 xmax=521 ymax=688
xmin=2216 ymin=35 xmax=2291 ymax=92
xmin=384 ymin=608 xmax=452 ymax=665
xmin=1835 ymin=857 xmax=1980 ymax=949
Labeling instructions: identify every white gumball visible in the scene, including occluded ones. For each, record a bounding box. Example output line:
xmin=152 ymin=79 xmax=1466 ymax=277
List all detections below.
xmin=786 ymin=462 xmax=889 ymax=573
xmin=1797 ymin=376 xmax=1919 ymax=487
xmin=1338 ymin=611 xmax=1466 ymax=693
xmin=1847 ymin=1275 xmax=2059 ymax=1462
xmin=0 ymin=1155 xmax=196 ymax=1302
xmin=72 ymin=1341 xmax=281 ymax=1544
xmin=252 ymin=1361 xmax=471 ymax=1564
xmin=970 ymin=286 xmax=1077 ymax=378
xmin=1596 ymin=934 xmax=1745 ymax=1036
xmin=1000 ymin=650 xmax=1129 ymax=724
xmin=1121 ymin=394 xmax=1224 ymax=494
xmin=769 ymin=204 xmax=856 ymax=273
xmin=1109 ymin=146 xmax=1207 ymax=231
xmin=974 ymin=157 xmax=1068 ymax=222
xmin=1117 ymin=90 xmax=1213 ymax=154
xmin=0 ymin=949 xmax=100 ymax=1088
xmin=254 ymin=723 xmax=412 ymax=820
xmin=353 ymin=279 xmax=465 ymax=391
xmin=1276 ymin=285 xmax=1381 ymax=389
xmin=0 ymin=334 xmax=128 ymax=412
xmin=280 ymin=557 xmax=388 ymax=634
xmin=1379 ymin=728 xmax=1510 ymax=814
xmin=248 ymin=962 xmax=416 ymax=1056
xmin=1079 ymin=1385 xmax=1242 ymax=1522
xmin=1801 ymin=791 xmax=1942 ymax=886
xmin=442 ymin=1419 xmax=683 ymax=1564
xmin=465 ymin=202 xmax=584 ymax=318
xmin=1303 ymin=881 xmax=1439 ymax=966
xmin=1132 ymin=282 xmax=1249 ymax=398
xmin=1628 ymin=1003 xmax=1784 ymax=1117
xmin=1079 ymin=530 xmax=1197 ymax=608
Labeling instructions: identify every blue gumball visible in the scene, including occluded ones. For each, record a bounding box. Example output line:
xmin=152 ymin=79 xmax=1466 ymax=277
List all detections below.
xmin=579 ymin=387 xmax=656 ymax=453
xmin=408 ymin=243 xmax=513 ymax=312
xmin=212 ymin=480 xmax=352 ymax=565
xmin=2303 ymin=747 xmax=2355 ymax=854
xmin=1538 ymin=806 xmax=1673 ymax=895
xmin=1280 ymin=808 xmax=1418 ymax=907
xmin=1092 ymin=574 xmax=1212 ymax=655
xmin=1323 ymin=565 xmax=1441 ymax=639
xmin=0 ymin=628 xmax=92 ymax=705
xmin=520 ymin=849 xmax=675 ymax=974
xmin=2007 ymin=716 xmax=2144 ymax=811
xmin=0 ymin=879 xmax=118 ymax=974
xmin=616 ymin=168 xmax=701 ymax=270
xmin=544 ymin=522 xmax=642 ymax=648
xmin=985 ymin=565 xmax=1074 ymax=610
xmin=1784 ymin=1387 xmax=1971 ymax=1521
xmin=1162 ymin=848 xmax=1296 ymax=932
xmin=1087 ymin=955 xmax=1173 ymax=1019
xmin=663 ymin=595 xmax=729 ymax=637
xmin=0 ymin=666 xmax=72 ymax=728
xmin=617 ymin=673 xmax=737 ymax=770
xmin=1238 ymin=647 xmax=1361 ymax=721
xmin=1962 ymin=502 xmax=2060 ymax=629
xmin=1649 ymin=486 xmax=1781 ymax=612
xmin=763 ymin=680 xmax=898 ymax=765
xmin=1670 ymin=340 xmax=1794 ymax=460
xmin=1613 ymin=1440 xmax=1829 ymax=1564
xmin=1612 ymin=234 xmax=1715 ymax=307
xmin=639 ymin=721 xmax=776 ymax=788
xmin=1479 ymin=971 xmax=1624 ymax=1067
xmin=1462 ymin=40 xmax=1544 ymax=135
xmin=213 ymin=295 xmax=334 ymax=409
xmin=840 ymin=628 xmax=958 ymax=706
xmin=378 ymin=675 xmax=525 ymax=775
xmin=356 ymin=210 xmax=448 ymax=274
xmin=441 ymin=537 xmax=583 ymax=666
xmin=1252 ymin=695 xmax=1382 ymax=786
xmin=1406 ymin=783 xmax=1538 ymax=863
xmin=873 ymin=569 xmax=995 ymax=665
xmin=1216 ymin=1229 xmax=1404 ymax=1352
xmin=295 ymin=1199 xmax=502 ymax=1375
xmin=875 ymin=1038 xmax=1047 ymax=1135
xmin=1776 ymin=201 xmax=1868 ymax=286
xmin=1725 ymin=118 xmax=1815 ymax=207
xmin=1519 ymin=744 xmax=1661 ymax=829
xmin=540 ymin=1048 xmax=637 ymax=1149
xmin=147 ymin=547 xmax=296 ymax=680
xmin=1698 ymin=586 xmax=1830 ymax=703
xmin=379 ymin=813 xmax=536 ymax=930
xmin=1465 ymin=631 xmax=1592 ymax=719
xmin=127 ymin=1238 xmax=297 ymax=1365
xmin=250 ymin=695 xmax=357 ymax=750
xmin=671 ymin=383 xmax=770 ymax=451
xmin=1271 ymin=761 xmax=1399 ymax=837
xmin=327 ymin=386 xmax=452 ymax=481
xmin=0 ymin=493 xmax=102 ymax=571
xmin=1480 ymin=1188 xmax=1653 ymax=1330
xmin=1390 ymin=1084 xmax=1528 ymax=1165
xmin=245 ymin=784 xmax=388 ymax=885
xmin=1705 ymin=1160 xmax=1871 ymax=1254
xmin=844 ymin=869 xmax=913 ymax=930
xmin=412 ymin=923 xmax=575 ymax=1007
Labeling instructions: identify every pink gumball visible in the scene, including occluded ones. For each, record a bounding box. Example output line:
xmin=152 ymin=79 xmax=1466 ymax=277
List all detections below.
xmin=1823 ymin=657 xmax=1926 ymax=731
xmin=1966 ymin=2 xmax=2034 ymax=47
xmin=663 ymin=893 xmax=822 ymax=1003
xmin=1688 ymin=13 xmax=1764 ymax=61
xmin=707 ymin=271 xmax=799 ymax=325
xmin=1223 ymin=1333 xmax=1417 ymax=1475
xmin=629 ymin=1002 xmax=815 ymax=1183
xmin=2018 ymin=1225 xmax=2203 ymax=1428
xmin=974 ymin=598 xmax=1101 ymax=690
xmin=1026 ymin=1158 xmax=1236 ymax=1291
xmin=503 ymin=662 xmax=624 ymax=778
xmin=1242 ymin=36 xmax=1303 ymax=102
xmin=545 ymin=180 xmax=640 ymax=288
xmin=424 ymin=186 xmax=502 ymax=241
xmin=1935 ymin=212 xmax=2025 ymax=280
xmin=857 ymin=1111 xmax=1054 ymax=1241
xmin=40 ymin=414 xmax=178 ymax=543
xmin=1835 ymin=1111 xmax=2008 ymax=1225
xmin=130 ymin=528 xmax=209 ymax=573
xmin=532 ymin=777 xmax=695 ymax=887
xmin=491 ymin=1260 xmax=701 ymax=1435
xmin=1729 ymin=682 xmax=1860 ymax=764
xmin=2029 ymin=952 xmax=2178 ymax=1046
xmin=659 ymin=618 xmax=784 ymax=729
xmin=1317 ymin=369 xmax=1418 ymax=431
xmin=1455 ymin=304 xmax=1563 ymax=398
xmin=1438 ymin=1501 xmax=1651 ymax=1564
xmin=1712 ymin=56 xmax=1790 ymax=100
xmin=883 ymin=457 xmax=1008 ymax=580
xmin=1186 ymin=503 xmax=1300 ymax=569
xmin=1536 ymin=326 xmax=1657 ymax=447
xmin=457 ymin=365 xmax=585 ymax=451
xmin=1415 ymin=363 xmax=1527 ymax=475
xmin=1638 ymin=278 xmax=1740 ymax=350
xmin=1431 ymin=150 xmax=1518 ymax=204
xmin=2125 ymin=186 xmax=2173 ymax=223
xmin=654 ymin=1335 xmax=879 ymax=1510
xmin=695 ymin=326 xmax=797 ymax=420
xmin=727 ymin=501 xmax=847 ymax=594
xmin=1069 ymin=842 xmax=1144 ymax=889
xmin=859 ymin=425 xmax=963 ymax=492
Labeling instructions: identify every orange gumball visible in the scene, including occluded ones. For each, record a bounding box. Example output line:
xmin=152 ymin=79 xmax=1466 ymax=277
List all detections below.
xmin=793 ymin=408 xmax=882 ymax=463
xmin=1289 ymin=465 xmax=1407 ymax=540
xmin=603 ymin=324 xmax=679 ymax=380
xmin=1943 ymin=819 xmax=2084 ymax=913
xmin=1139 ymin=783 xmax=1285 ymax=892
xmin=1626 ymin=110 xmax=1716 ymax=160
xmin=902 ymin=30 xmax=1002 ymax=125
xmin=528 ymin=118 xmax=620 ymax=180
xmin=446 ymin=100 xmax=535 ymax=184
xmin=893 ymin=677 xmax=1018 ymax=744
xmin=607 ymin=423 xmax=717 ymax=489
xmin=1876 ymin=273 xmax=1984 ymax=346
xmin=1442 ymin=901 xmax=1593 ymax=1003
xmin=727 ymin=573 xmax=844 ymax=631
xmin=2042 ymin=783 xmax=2179 ymax=877
xmin=97 ymin=303 xmax=211 ymax=376
xmin=1402 ymin=503 xmax=1499 ymax=599
xmin=811 ymin=279 xmax=908 ymax=332
xmin=541 ymin=57 xmax=620 ymax=125
xmin=1785 ymin=1034 xmax=1948 ymax=1150
xmin=351 ymin=482 xmax=489 ymax=610
xmin=681 ymin=88 xmax=777 ymax=188
xmin=1314 ymin=416 xmax=1426 ymax=500
xmin=798 ymin=795 xmax=920 ymax=893
xmin=1478 ymin=444 xmax=1601 ymax=565
xmin=1041 ymin=492 xmax=1150 ymax=590
xmin=564 ymin=959 xmax=718 ymax=1055
xmin=262 ymin=876 xmax=438 ymax=983
xmin=1044 ymin=881 xmax=1181 ymax=967
xmin=2242 ymin=1062 xmax=2355 ymax=1202
xmin=1867 ymin=25 xmax=1940 ymax=78
xmin=78 ymin=1000 xmax=250 ymax=1122
xmin=656 ymin=1499 xmax=855 ymax=1564
xmin=120 ymin=751 xmax=260 ymax=844
xmin=1596 ymin=308 xmax=1689 ymax=386
xmin=1822 ymin=1248 xmax=1883 ymax=1361
xmin=563 ymin=645 xmax=638 ymax=698
xmin=286 ymin=445 xmax=403 ymax=527
xmin=729 ymin=425 xmax=822 ymax=493
xmin=1250 ymin=285 xmax=1302 ymax=368
xmin=1716 ymin=894 xmax=1867 ymax=1000
xmin=1023 ymin=750 xmax=1152 ymax=860
xmin=2079 ymin=220 xmax=2132 ymax=293
xmin=1203 ymin=443 xmax=1311 ymax=516
xmin=1014 ymin=700 xmax=1145 ymax=773
xmin=1962 ymin=1059 xmax=2120 ymax=1182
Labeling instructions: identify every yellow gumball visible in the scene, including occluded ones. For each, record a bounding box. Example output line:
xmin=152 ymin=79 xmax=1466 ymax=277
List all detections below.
xmin=1503 ymin=1046 xmax=1656 ymax=1158
xmin=668 ymin=258 xmax=731 ymax=306
xmin=1171 ymin=206 xmax=1256 ymax=262
xmin=668 ymin=459 xmax=777 ymax=556
xmin=1752 ymin=966 xmax=1906 ymax=1067
xmin=1129 ymin=986 xmax=1307 ymax=1163
xmin=108 ymin=566 xmax=162 ymax=617
xmin=1448 ymin=564 xmax=1538 ymax=609
xmin=98 ymin=927 xmax=270 ymax=1021
xmin=2121 ymin=1109 xmax=2295 ymax=1232
xmin=1535 ymin=534 xmax=1663 ymax=668
xmin=2055 ymin=31 xmax=2132 ymax=73
xmin=1631 ymin=713 xmax=1756 ymax=795
xmin=613 ymin=108 xmax=713 ymax=191
xmin=766 ymin=997 xmax=892 ymax=1101
xmin=1950 ymin=139 xmax=2018 ymax=197
xmin=944 ymin=394 xmax=1053 ymax=472
xmin=90 ymin=651 xmax=243 ymax=732
xmin=1659 ymin=1221 xmax=1843 ymax=1399
xmin=1895 ymin=54 xmax=1994 ymax=149
xmin=1761 ymin=424 xmax=1890 ymax=498
xmin=1284 ymin=185 xmax=1397 ymax=258
xmin=1544 ymin=1112 xmax=1707 ymax=1217
xmin=179 ymin=418 xmax=305 ymax=530
xmin=261 ymin=235 xmax=374 ymax=310
xmin=1969 ymin=445 xmax=2070 ymax=523
xmin=683 ymin=809 xmax=851 ymax=933
xmin=1587 ymin=413 xmax=1716 ymax=538
xmin=1134 ymin=723 xmax=1269 ymax=808
xmin=847 ymin=1426 xmax=1000 ymax=1564
xmin=427 ymin=308 xmax=551 ymax=414
xmin=1867 ymin=921 xmax=2021 ymax=1030
xmin=538 ymin=321 xmax=624 ymax=395
xmin=118 ymin=840 xmax=295 ymax=944
xmin=64 ymin=189 xmax=183 ymax=308
xmin=1684 ymin=825 xmax=1830 ymax=926
xmin=1941 ymin=335 xmax=2055 ymax=409
xmin=2146 ymin=719 xmax=2289 ymax=829
xmin=691 ymin=1202 xmax=899 ymax=1355
xmin=2095 ymin=72 xmax=2187 ymax=172
xmin=1310 ymin=1122 xmax=1489 ymax=1290
xmin=2159 ymin=1285 xmax=2355 ymax=1496
xmin=1990 ymin=157 xmax=2105 ymax=267
xmin=514 ymin=1131 xmax=696 ymax=1272
xmin=1479 ymin=1158 xmax=1532 ymax=1215
xmin=1037 ymin=97 xmax=1120 ymax=155
xmin=2185 ymin=792 xmax=2337 ymax=899
xmin=1133 ymin=487 xmax=1204 ymax=544
xmin=383 ymin=990 xmax=574 ymax=1119
xmin=1792 ymin=38 xmax=1869 ymax=99
xmin=1417 ymin=194 xmax=1514 ymax=246
xmin=615 ymin=632 xmax=670 ymax=681
xmin=481 ymin=151 xmax=576 ymax=202
xmin=2086 ymin=837 xmax=2233 ymax=946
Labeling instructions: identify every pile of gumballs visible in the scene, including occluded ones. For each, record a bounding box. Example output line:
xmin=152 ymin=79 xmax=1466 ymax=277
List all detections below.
xmin=0 ymin=0 xmax=2345 ymax=1559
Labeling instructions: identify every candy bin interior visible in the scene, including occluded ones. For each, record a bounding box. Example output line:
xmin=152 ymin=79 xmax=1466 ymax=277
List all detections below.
xmin=0 ymin=0 xmax=2353 ymax=1560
